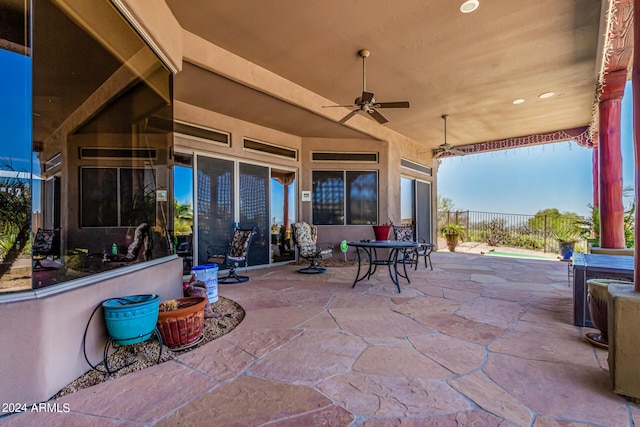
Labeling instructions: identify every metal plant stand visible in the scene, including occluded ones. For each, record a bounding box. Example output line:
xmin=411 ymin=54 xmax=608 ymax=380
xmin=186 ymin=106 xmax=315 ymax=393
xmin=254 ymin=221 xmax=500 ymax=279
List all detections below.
xmin=102 ymin=328 xmax=163 ymax=374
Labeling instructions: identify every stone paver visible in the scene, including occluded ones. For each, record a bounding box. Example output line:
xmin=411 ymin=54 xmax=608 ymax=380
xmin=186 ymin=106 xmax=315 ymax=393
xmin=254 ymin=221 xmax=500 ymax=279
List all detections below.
xmin=485 ymin=353 xmax=630 ymax=426
xmin=456 ymin=297 xmax=525 ymax=329
xmin=410 ymin=333 xmax=485 ymax=374
xmin=249 ymin=329 xmax=367 ymax=382
xmin=449 ymin=371 xmax=533 ymax=426
xmin=424 ymin=314 xmax=507 ymax=344
xmin=318 ymin=373 xmax=471 ymax=417
xmin=330 ymin=308 xmax=428 ymax=337
xmin=58 ymin=361 xmax=217 ymax=424
xmin=1 ymin=252 xmax=636 ymax=427
xmin=353 ymin=346 xmax=452 ymax=379
xmin=362 ymin=410 xmax=507 ymax=426
xmin=157 ymin=376 xmax=338 ymax=426
xmin=488 ymin=330 xmax=600 ymax=367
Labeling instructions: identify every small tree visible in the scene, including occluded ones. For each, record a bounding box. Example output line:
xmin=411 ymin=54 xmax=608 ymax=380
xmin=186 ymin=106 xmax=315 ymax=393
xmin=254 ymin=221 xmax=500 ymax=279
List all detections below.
xmin=437 ymin=195 xmax=456 ymax=212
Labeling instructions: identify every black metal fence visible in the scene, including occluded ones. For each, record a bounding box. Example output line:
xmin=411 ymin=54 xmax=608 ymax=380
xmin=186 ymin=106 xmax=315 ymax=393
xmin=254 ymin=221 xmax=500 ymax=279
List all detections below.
xmin=438 ymin=210 xmax=584 ymax=253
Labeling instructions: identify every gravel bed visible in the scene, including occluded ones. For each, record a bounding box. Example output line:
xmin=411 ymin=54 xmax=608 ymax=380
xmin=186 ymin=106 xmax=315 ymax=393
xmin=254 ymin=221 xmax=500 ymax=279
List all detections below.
xmin=52 ymin=296 xmax=244 ymax=399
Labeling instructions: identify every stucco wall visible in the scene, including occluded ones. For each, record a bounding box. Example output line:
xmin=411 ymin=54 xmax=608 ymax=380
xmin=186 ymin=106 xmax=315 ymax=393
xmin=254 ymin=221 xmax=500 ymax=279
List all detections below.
xmin=0 ymin=257 xmax=183 ymax=404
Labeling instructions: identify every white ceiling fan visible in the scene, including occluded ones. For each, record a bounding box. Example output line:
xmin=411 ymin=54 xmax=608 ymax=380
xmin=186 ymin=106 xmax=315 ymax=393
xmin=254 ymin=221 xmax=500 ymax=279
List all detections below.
xmin=324 ymin=49 xmax=410 ymax=125
xmin=433 ymin=115 xmax=467 ymax=158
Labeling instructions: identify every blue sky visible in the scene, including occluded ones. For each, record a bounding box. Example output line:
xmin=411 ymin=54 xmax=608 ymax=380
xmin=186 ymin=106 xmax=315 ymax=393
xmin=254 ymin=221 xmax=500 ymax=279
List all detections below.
xmin=0 ymin=49 xmax=31 ymax=172
xmin=437 ymin=81 xmax=635 ymax=218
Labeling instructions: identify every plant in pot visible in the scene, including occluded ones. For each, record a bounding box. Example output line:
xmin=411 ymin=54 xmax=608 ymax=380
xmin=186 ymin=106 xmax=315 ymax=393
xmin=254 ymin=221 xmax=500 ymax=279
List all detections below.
xmin=372 ymin=218 xmax=393 ymax=241
xmin=157 ymin=297 xmax=207 ymax=350
xmin=552 ymin=230 xmax=579 ymax=260
xmin=440 ymin=223 xmax=465 ymax=252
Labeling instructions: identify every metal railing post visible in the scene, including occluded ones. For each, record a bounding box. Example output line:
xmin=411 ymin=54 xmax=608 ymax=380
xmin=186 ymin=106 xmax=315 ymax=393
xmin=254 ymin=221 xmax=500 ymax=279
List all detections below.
xmin=543 ymin=215 xmax=547 ymax=253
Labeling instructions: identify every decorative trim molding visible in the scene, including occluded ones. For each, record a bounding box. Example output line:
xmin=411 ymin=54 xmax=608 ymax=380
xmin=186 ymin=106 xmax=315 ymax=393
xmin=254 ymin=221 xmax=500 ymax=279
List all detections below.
xmin=591 ymin=0 xmax=634 ymax=139
xmin=433 ymin=126 xmax=592 ymax=158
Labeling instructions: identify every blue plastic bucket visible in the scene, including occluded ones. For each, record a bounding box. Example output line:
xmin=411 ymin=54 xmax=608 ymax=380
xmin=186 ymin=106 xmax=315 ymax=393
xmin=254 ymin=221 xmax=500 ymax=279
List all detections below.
xmin=191 ymin=264 xmax=218 ymax=303
xmin=102 ymin=294 xmax=160 ymax=346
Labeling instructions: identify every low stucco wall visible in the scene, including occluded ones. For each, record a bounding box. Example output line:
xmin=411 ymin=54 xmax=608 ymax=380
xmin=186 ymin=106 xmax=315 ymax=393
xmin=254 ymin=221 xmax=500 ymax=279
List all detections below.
xmin=0 ymin=256 xmax=183 ymax=405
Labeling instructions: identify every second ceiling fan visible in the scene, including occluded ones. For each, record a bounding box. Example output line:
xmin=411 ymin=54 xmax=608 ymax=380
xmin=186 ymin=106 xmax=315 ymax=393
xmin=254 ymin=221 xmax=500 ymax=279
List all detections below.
xmin=433 ymin=115 xmax=467 ymax=158
xmin=329 ymin=49 xmax=410 ymax=124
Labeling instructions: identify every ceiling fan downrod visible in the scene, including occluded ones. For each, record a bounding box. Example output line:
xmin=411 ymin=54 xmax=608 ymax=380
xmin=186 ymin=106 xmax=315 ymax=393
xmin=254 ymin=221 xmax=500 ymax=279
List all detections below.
xmin=442 ymin=114 xmax=448 ymax=145
xmin=359 ymin=49 xmax=370 ymax=94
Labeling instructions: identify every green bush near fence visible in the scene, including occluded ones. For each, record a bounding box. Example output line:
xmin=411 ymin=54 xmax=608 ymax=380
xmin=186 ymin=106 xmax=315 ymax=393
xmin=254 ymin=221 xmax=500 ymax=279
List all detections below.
xmin=439 ymin=209 xmax=591 ymax=254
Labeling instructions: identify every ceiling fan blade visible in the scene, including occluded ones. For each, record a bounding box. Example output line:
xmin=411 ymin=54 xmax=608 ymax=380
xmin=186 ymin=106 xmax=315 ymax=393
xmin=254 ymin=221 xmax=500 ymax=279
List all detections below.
xmin=368 ymin=109 xmax=388 ymax=124
xmin=323 ymin=104 xmax=357 ymax=108
xmin=339 ymin=109 xmax=360 ymax=124
xmin=433 ymin=151 xmax=445 ymax=159
xmin=374 ymin=101 xmax=410 ymax=108
xmin=361 ymin=91 xmax=375 ymax=103
xmin=450 ymin=148 xmax=467 ymax=156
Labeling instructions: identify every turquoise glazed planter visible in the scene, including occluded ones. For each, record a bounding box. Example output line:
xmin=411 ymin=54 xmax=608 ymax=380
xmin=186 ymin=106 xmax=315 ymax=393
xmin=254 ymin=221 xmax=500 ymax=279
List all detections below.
xmin=102 ymin=294 xmax=160 ymax=346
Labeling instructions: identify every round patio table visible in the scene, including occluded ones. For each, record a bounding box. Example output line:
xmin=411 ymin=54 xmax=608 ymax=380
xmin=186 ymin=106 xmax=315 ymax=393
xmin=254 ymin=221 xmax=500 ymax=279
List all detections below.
xmin=347 ymin=240 xmax=419 ymax=293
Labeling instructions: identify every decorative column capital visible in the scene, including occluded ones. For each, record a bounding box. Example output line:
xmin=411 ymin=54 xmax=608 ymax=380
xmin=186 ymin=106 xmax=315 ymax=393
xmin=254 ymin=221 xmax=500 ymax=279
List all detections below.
xmin=600 ymin=69 xmax=628 ymax=101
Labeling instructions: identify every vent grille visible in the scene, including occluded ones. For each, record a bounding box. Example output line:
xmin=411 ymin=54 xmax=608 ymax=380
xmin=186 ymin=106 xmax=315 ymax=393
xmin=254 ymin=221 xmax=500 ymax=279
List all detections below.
xmin=243 ymin=138 xmax=297 ymax=160
xmin=174 ymin=122 xmax=230 ymax=146
xmin=312 ymin=152 xmax=378 ymax=162
xmin=79 ymin=148 xmax=157 ymax=159
xmin=401 ymin=159 xmax=432 ymax=176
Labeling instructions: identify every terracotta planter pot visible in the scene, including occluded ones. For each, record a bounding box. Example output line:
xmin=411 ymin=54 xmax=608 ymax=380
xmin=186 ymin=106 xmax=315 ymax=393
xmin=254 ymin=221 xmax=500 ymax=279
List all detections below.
xmin=372 ymin=225 xmax=392 ymax=240
xmin=157 ymin=297 xmax=206 ymax=350
xmin=445 ymin=234 xmax=458 ymax=252
xmin=586 ymin=279 xmax=633 ymax=348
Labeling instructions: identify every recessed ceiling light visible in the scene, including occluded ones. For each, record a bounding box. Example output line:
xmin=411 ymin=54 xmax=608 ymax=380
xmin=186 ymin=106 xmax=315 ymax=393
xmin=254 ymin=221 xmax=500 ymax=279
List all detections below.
xmin=539 ymin=92 xmax=555 ymax=99
xmin=460 ymin=0 xmax=480 ymax=13
xmin=512 ymin=99 xmax=525 ymax=105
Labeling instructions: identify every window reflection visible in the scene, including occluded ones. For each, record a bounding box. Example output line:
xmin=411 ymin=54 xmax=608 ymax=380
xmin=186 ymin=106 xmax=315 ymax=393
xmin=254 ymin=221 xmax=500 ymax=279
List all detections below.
xmin=271 ymin=170 xmax=296 ymax=263
xmin=0 ymin=0 xmax=33 ymax=293
xmin=312 ymin=170 xmax=378 ymax=225
xmin=174 ymin=156 xmax=194 ymax=274
xmin=0 ymin=0 xmax=174 ymax=293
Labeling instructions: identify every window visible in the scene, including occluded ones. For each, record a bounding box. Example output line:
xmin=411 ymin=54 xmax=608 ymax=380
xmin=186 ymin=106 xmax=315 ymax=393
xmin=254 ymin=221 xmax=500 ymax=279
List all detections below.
xmin=81 ymin=167 xmax=157 ymax=227
xmin=312 ymin=171 xmax=378 ymax=225
xmin=0 ymin=0 xmax=174 ymax=293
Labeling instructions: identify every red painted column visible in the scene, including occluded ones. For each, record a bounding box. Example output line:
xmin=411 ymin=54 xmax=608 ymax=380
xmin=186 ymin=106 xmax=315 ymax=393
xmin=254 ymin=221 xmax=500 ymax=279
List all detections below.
xmin=634 ymin=0 xmax=640 ymax=292
xmin=592 ymin=143 xmax=599 ymax=208
xmin=598 ymin=69 xmax=626 ymax=249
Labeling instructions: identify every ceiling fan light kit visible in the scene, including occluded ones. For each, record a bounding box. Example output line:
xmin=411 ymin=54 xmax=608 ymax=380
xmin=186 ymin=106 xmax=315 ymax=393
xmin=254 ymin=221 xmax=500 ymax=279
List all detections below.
xmin=331 ymin=49 xmax=410 ymax=125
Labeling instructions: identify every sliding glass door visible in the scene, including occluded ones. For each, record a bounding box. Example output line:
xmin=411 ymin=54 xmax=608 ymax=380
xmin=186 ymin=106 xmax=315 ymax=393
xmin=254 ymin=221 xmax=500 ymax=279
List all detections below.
xmin=194 ymin=156 xmax=275 ymax=268
xmin=401 ymin=177 xmax=432 ymax=243
xmin=196 ymin=156 xmax=234 ymax=266
xmin=239 ymin=163 xmax=269 ymax=266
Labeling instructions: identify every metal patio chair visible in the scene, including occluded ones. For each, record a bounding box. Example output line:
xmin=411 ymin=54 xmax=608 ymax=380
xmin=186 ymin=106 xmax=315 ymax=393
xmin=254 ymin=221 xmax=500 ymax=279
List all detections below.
xmin=392 ymin=225 xmax=433 ymax=270
xmin=207 ymin=227 xmax=256 ymax=283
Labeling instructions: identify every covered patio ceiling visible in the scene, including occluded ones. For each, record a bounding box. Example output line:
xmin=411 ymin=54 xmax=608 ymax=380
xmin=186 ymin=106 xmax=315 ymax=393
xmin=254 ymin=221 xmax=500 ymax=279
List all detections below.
xmin=167 ymin=0 xmax=609 ymax=153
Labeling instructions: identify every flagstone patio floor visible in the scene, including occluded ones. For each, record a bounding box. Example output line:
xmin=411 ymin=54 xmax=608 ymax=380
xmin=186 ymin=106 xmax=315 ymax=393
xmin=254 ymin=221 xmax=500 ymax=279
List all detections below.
xmin=1 ymin=252 xmax=639 ymax=426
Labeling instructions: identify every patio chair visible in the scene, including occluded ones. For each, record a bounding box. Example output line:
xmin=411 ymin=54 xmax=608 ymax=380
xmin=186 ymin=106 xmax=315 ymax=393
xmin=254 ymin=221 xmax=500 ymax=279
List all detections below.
xmin=207 ymin=227 xmax=256 ymax=283
xmin=291 ymin=222 xmax=333 ymax=274
xmin=32 ymin=228 xmax=57 ymax=270
xmin=392 ymin=225 xmax=433 ymax=270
